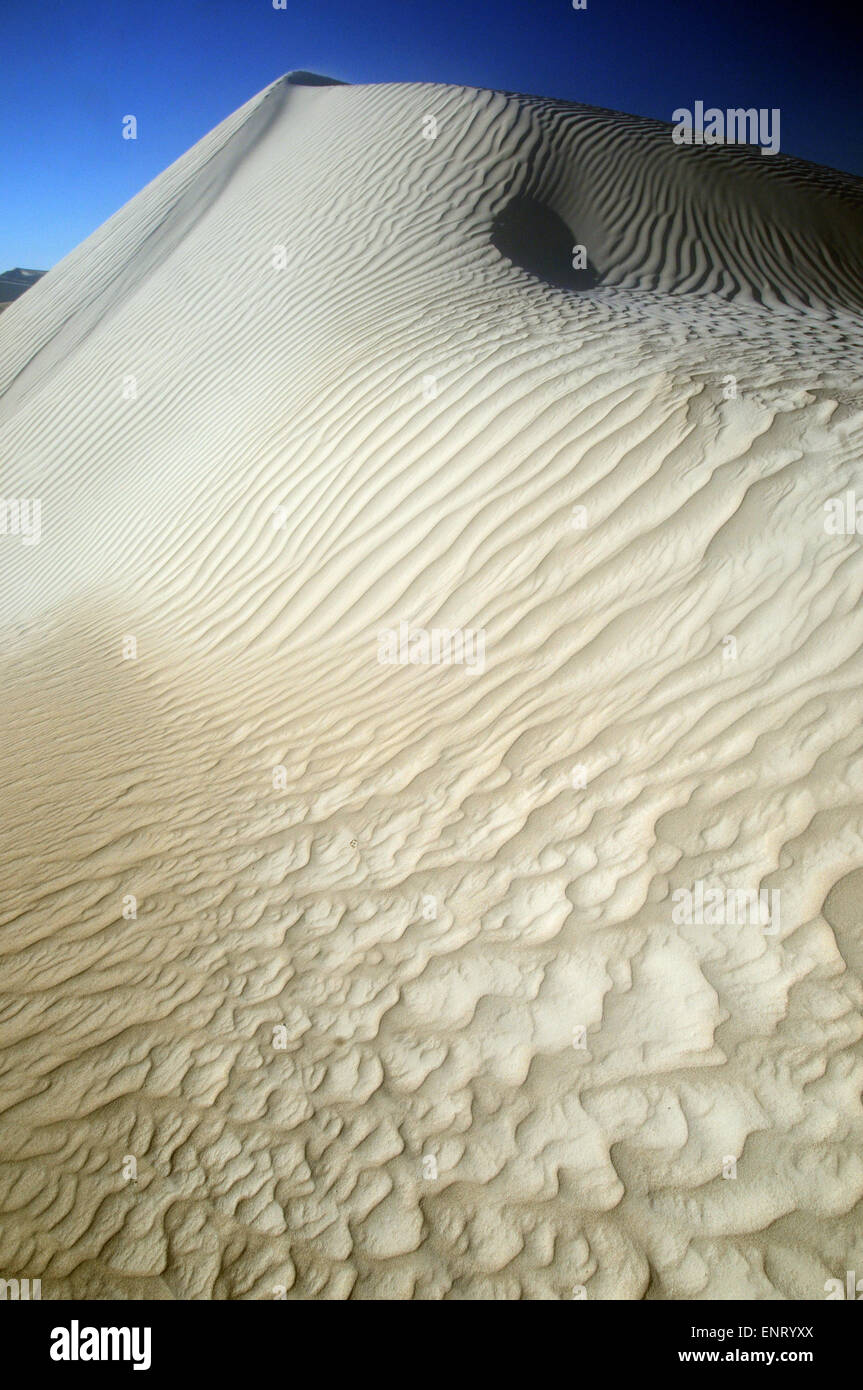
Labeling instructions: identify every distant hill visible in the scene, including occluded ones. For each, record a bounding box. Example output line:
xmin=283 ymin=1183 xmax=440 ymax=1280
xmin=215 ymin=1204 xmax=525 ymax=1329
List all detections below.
xmin=0 ymin=267 xmax=46 ymax=311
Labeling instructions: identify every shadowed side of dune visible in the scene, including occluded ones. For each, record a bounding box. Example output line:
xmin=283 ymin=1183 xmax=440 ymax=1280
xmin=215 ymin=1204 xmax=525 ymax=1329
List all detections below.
xmin=490 ymin=194 xmax=600 ymax=290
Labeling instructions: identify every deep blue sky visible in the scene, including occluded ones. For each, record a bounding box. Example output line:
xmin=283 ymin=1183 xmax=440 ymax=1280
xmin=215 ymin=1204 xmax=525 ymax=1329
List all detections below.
xmin=2 ymin=0 xmax=860 ymax=270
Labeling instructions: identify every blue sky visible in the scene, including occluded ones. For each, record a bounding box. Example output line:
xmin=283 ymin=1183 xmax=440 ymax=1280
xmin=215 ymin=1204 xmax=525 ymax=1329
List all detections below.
xmin=2 ymin=0 xmax=860 ymax=269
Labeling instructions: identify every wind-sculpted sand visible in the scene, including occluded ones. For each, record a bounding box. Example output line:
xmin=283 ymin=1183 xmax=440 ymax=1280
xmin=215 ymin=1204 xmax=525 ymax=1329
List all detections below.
xmin=1 ymin=73 xmax=862 ymax=1300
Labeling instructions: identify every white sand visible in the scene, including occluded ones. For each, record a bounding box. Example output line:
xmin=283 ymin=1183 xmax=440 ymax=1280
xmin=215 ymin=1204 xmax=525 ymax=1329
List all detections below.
xmin=1 ymin=73 xmax=862 ymax=1300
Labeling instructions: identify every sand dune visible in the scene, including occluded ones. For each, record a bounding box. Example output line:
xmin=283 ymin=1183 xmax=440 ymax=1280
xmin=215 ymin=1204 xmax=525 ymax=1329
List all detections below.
xmin=1 ymin=73 xmax=862 ymax=1300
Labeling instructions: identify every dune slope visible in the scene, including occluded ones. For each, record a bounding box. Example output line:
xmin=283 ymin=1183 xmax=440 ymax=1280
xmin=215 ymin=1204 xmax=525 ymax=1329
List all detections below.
xmin=1 ymin=74 xmax=862 ymax=1300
